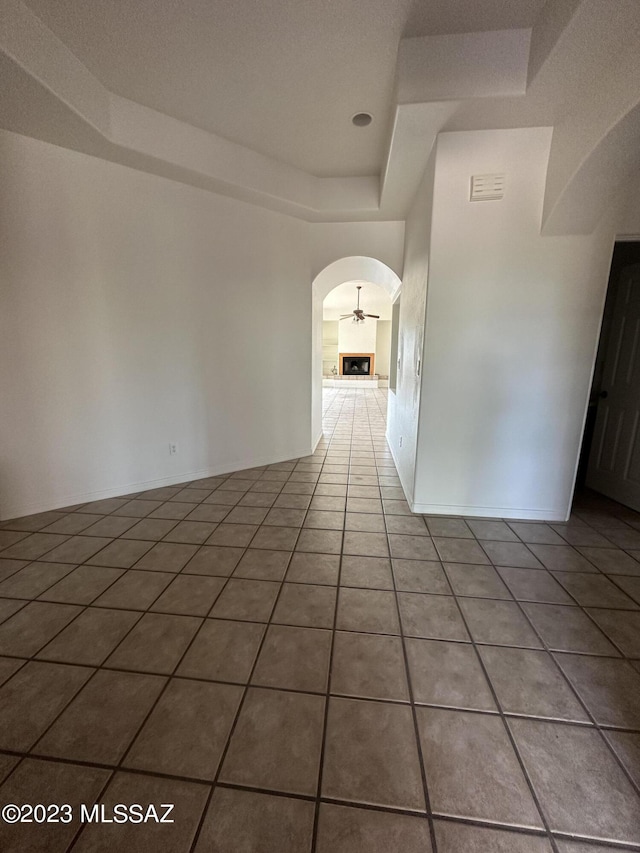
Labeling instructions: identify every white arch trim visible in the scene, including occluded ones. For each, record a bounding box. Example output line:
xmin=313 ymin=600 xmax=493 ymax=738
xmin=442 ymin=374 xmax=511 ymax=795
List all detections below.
xmin=313 ymin=256 xmax=402 ymax=302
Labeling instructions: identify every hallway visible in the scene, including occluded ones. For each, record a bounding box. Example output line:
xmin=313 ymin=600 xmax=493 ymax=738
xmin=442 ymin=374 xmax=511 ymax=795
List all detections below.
xmin=0 ymin=388 xmax=639 ymax=851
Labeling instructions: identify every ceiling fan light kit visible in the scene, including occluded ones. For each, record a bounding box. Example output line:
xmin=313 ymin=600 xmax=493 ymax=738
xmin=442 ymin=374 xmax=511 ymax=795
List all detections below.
xmin=339 ymin=284 xmax=380 ymax=323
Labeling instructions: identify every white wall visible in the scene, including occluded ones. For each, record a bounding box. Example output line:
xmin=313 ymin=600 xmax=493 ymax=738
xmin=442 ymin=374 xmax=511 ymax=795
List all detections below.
xmin=0 ymin=130 xmax=312 ymax=519
xmin=322 ymin=320 xmax=339 ymax=375
xmin=338 ymin=319 xmax=377 ymax=361
xmin=310 ymin=222 xmax=405 ymax=279
xmin=389 ymin=300 xmax=401 ymax=389
xmin=376 ymin=320 xmax=391 ymax=377
xmin=413 ymin=128 xmax=616 ymax=520
xmin=386 ymin=151 xmax=435 ymax=502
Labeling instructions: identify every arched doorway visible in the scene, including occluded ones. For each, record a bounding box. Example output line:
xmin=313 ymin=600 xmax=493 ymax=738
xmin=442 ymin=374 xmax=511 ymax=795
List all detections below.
xmin=311 ymin=257 xmax=401 ymax=447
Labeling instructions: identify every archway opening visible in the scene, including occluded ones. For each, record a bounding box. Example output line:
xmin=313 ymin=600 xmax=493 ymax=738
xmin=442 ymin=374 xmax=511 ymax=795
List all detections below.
xmin=311 ymin=257 xmax=401 ymax=448
xmin=322 ymin=280 xmax=392 ymax=380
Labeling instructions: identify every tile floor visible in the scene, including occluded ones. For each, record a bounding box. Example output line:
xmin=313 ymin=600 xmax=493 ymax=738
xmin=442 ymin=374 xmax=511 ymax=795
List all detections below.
xmin=0 ymin=388 xmax=639 ymax=851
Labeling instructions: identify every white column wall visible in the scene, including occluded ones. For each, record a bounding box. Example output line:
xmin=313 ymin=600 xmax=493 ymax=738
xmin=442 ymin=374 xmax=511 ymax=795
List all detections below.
xmin=413 ymin=128 xmax=615 ymax=520
xmin=386 ymin=151 xmax=436 ymax=502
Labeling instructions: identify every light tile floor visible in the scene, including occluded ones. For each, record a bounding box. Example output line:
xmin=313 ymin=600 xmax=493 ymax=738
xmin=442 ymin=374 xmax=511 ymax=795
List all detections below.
xmin=0 ymin=388 xmax=639 ymax=851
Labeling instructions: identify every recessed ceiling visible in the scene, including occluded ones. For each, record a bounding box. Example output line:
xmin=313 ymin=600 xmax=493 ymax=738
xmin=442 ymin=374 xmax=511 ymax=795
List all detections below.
xmin=23 ymin=0 xmax=412 ymax=177
xmin=404 ymin=0 xmax=547 ymax=38
xmin=323 ymin=281 xmax=393 ymax=321
xmin=5 ymin=0 xmax=639 ymax=232
xmin=22 ymin=0 xmax=544 ymax=179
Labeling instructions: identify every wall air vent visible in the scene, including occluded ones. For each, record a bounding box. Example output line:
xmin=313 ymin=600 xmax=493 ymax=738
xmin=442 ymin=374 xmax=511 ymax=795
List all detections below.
xmin=470 ymin=173 xmax=505 ymax=201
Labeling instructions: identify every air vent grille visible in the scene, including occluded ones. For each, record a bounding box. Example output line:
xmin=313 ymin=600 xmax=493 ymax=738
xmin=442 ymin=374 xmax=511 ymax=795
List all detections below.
xmin=470 ymin=173 xmax=505 ymax=201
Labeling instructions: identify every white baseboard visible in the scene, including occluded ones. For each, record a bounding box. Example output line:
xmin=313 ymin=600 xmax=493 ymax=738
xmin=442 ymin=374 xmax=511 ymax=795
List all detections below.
xmin=0 ymin=444 xmax=314 ymax=521
xmin=385 ymin=432 xmax=413 ymax=507
xmin=409 ymin=501 xmax=565 ymax=521
xmin=383 ymin=432 xmax=564 ymax=520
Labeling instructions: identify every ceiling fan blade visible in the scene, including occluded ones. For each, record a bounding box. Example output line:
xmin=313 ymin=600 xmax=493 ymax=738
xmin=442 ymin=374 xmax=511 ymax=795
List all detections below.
xmin=339 ymin=315 xmax=352 ymax=320
xmin=363 ymin=313 xmax=380 ymax=318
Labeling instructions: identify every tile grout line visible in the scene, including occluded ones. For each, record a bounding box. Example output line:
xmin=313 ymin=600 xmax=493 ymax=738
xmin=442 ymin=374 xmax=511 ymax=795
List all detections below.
xmin=309 ymin=396 xmax=343 ymax=853
xmin=459 ymin=522 xmax=638 ymax=670
xmin=25 ymin=511 xmax=271 ymax=849
xmin=1 ymin=389 xmax=640 ymax=848
xmin=386 ymin=520 xmax=440 ymax=851
xmin=499 ymin=574 xmax=640 ymax=804
xmin=0 ymin=562 xmax=153 ymax=853
xmin=0 ymin=743 xmax=638 ymax=847
xmin=459 ymin=509 xmax=640 ymax=806
xmin=186 ymin=456 xmax=318 ymax=852
xmin=446 ymin=587 xmax=561 ymax=853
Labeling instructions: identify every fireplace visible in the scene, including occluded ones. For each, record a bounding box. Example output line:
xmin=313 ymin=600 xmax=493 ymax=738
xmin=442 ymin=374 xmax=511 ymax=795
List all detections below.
xmin=340 ymin=353 xmax=375 ymax=376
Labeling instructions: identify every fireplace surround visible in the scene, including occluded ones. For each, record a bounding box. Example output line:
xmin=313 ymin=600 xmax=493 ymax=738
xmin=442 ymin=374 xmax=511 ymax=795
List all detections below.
xmin=340 ymin=353 xmax=375 ymax=376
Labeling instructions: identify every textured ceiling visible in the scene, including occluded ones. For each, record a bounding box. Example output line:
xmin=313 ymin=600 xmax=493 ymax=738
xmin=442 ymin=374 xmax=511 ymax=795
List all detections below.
xmin=23 ymin=0 xmax=545 ymax=178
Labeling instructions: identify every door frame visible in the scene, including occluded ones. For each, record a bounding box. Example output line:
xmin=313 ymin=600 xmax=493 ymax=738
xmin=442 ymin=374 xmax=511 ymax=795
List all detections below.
xmin=574 ymin=238 xmax=640 ymax=503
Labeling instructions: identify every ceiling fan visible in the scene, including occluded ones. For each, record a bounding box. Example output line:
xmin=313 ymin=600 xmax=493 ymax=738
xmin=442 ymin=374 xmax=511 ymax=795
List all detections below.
xmin=339 ymin=285 xmax=380 ymax=323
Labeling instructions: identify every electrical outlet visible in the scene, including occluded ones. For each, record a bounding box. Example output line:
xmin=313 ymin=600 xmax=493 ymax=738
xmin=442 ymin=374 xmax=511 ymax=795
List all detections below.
xmin=169 ymin=442 xmax=178 ymax=456
xmin=399 ymin=436 xmax=403 ymax=447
